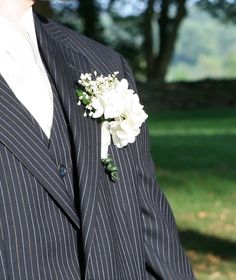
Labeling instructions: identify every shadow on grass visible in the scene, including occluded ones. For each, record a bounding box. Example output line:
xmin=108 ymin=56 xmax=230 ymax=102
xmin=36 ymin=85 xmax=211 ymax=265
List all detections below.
xmin=179 ymin=229 xmax=236 ymax=260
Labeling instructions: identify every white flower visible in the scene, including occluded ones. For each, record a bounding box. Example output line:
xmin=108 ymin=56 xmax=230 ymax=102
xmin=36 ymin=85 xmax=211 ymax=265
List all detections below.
xmin=109 ymin=120 xmax=139 ymax=148
xmin=92 ymin=89 xmax=124 ymax=119
xmin=77 ymin=71 xmax=148 ymax=181
xmin=89 ymin=97 xmax=104 ymax=118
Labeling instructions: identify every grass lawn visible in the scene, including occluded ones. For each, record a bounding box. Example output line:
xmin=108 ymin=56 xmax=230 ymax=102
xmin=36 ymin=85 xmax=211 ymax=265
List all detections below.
xmin=148 ymin=108 xmax=236 ymax=280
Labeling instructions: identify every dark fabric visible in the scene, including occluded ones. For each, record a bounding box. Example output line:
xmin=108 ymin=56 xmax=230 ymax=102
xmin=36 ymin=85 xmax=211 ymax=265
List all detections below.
xmin=48 ymin=82 xmax=75 ymax=203
xmin=0 ymin=12 xmax=195 ymax=280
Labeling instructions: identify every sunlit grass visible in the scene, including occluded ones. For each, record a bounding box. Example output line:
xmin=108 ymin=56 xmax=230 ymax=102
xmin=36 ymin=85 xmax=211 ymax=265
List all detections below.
xmin=148 ymin=108 xmax=236 ymax=280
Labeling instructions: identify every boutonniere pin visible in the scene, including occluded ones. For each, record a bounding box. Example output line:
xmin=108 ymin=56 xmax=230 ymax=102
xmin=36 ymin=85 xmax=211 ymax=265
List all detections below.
xmin=76 ymin=71 xmax=148 ymax=182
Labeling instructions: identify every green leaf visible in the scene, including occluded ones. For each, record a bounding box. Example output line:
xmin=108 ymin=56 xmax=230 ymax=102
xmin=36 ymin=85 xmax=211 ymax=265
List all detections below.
xmin=81 ymin=96 xmax=90 ymax=106
xmin=76 ymin=89 xmax=84 ymax=98
xmin=76 ymin=89 xmax=90 ymax=106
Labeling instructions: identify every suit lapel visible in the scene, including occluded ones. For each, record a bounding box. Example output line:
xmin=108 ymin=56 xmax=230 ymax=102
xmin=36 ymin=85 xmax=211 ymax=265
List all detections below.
xmin=34 ymin=13 xmax=102 ymax=265
xmin=0 ymin=50 xmax=81 ymax=230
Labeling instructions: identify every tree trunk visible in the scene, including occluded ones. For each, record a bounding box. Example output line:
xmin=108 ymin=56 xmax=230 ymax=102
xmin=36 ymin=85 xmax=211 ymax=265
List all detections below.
xmin=154 ymin=0 xmax=187 ymax=82
xmin=144 ymin=0 xmax=155 ymax=80
xmin=33 ymin=1 xmax=54 ymax=18
xmin=78 ymin=0 xmax=99 ymax=39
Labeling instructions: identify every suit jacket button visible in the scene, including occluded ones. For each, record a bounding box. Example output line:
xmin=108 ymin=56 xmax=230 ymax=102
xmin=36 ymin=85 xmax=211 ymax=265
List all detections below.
xmin=59 ymin=164 xmax=67 ymax=178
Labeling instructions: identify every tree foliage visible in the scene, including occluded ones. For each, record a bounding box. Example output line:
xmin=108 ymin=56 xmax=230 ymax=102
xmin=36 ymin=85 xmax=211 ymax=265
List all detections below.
xmin=197 ymin=0 xmax=236 ymax=23
xmin=34 ymin=0 xmax=236 ymax=83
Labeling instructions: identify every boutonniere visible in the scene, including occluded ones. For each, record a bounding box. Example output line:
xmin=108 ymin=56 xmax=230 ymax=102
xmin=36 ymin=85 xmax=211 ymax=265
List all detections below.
xmin=76 ymin=71 xmax=148 ymax=182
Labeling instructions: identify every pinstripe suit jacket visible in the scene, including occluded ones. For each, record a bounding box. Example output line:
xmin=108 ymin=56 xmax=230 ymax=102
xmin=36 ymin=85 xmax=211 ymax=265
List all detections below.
xmin=0 ymin=12 xmax=195 ymax=280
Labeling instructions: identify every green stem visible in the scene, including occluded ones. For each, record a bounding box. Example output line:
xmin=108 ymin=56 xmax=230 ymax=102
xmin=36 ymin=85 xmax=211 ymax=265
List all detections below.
xmin=102 ymin=157 xmax=119 ymax=182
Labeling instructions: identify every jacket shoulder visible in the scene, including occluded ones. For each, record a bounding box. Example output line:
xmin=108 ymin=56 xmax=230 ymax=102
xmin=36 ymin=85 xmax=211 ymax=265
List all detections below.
xmin=43 ymin=17 xmax=123 ymax=71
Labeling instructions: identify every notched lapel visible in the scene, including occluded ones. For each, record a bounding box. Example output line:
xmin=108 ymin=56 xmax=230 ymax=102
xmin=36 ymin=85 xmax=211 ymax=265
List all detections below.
xmin=0 ymin=65 xmax=81 ymax=231
xmin=34 ymin=13 xmax=103 ymax=265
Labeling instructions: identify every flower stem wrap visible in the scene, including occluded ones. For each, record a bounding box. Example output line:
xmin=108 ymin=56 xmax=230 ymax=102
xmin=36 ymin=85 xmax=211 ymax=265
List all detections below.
xmin=102 ymin=157 xmax=119 ymax=182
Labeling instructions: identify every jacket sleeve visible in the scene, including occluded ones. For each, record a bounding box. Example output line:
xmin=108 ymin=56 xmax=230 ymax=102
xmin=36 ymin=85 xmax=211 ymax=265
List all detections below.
xmin=120 ymin=57 xmax=195 ymax=280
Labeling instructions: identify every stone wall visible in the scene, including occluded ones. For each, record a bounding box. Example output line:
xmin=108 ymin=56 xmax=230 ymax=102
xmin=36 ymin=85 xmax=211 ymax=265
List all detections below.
xmin=138 ymin=79 xmax=236 ymax=111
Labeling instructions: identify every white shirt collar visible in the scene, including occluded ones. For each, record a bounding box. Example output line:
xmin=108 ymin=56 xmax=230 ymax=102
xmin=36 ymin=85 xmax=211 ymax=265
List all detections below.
xmin=19 ymin=8 xmax=38 ymax=53
xmin=0 ymin=7 xmax=38 ymax=52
